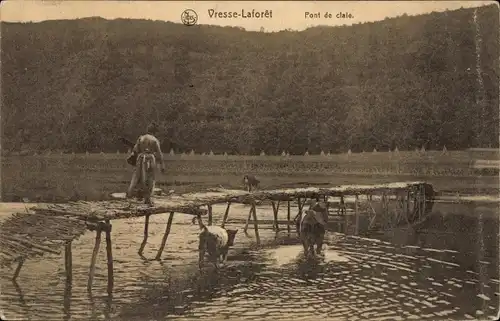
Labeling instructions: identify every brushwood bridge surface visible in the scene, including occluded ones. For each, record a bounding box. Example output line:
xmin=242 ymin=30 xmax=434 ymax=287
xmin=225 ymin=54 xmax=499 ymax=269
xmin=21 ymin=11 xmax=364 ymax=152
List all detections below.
xmin=0 ymin=181 xmax=439 ymax=295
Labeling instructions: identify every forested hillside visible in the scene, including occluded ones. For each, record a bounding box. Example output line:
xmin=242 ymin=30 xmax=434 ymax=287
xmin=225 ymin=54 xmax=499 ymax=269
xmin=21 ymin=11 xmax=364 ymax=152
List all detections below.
xmin=1 ymin=4 xmax=498 ymax=154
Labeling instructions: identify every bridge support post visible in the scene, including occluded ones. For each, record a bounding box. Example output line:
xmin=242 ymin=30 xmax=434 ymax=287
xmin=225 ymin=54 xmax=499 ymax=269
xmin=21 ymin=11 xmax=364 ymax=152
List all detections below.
xmin=63 ymin=240 xmax=73 ymax=315
xmin=105 ymin=220 xmax=113 ymax=296
xmin=354 ymin=195 xmax=360 ymax=235
xmin=413 ymin=188 xmax=419 ymax=222
xmin=251 ymin=202 xmax=261 ymax=245
xmin=271 ymin=200 xmax=280 ymax=231
xmin=287 ymin=201 xmax=291 ymax=234
xmin=155 ymin=212 xmax=175 ymax=260
xmin=367 ymin=195 xmax=377 ymax=230
xmin=243 ymin=206 xmax=253 ymax=233
xmin=87 ymin=227 xmax=102 ymax=292
xmin=12 ymin=257 xmax=24 ymax=281
xmin=402 ymin=192 xmax=412 ymax=227
xmin=65 ymin=241 xmax=73 ymax=285
xmin=419 ymin=184 xmax=425 ymax=220
xmin=138 ymin=214 xmax=150 ymax=256
xmin=406 ymin=189 xmax=411 ymax=225
xmin=86 ymin=221 xmax=112 ymax=293
xmin=394 ymin=194 xmax=403 ymax=226
xmin=341 ymin=195 xmax=348 ymax=234
xmin=207 ymin=205 xmax=213 ymax=226
xmin=221 ymin=202 xmax=231 ymax=228
xmin=293 ymin=197 xmax=306 ymax=234
xmin=381 ymin=193 xmax=389 ymax=228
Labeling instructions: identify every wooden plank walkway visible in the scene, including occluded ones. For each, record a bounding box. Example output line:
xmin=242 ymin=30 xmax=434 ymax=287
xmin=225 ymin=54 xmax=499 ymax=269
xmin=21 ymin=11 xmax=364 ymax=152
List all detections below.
xmin=0 ymin=212 xmax=89 ymax=273
xmin=0 ymin=181 xmax=436 ymax=294
xmin=108 ymin=181 xmax=430 ymax=208
xmin=0 ymin=182 xmax=422 ymax=261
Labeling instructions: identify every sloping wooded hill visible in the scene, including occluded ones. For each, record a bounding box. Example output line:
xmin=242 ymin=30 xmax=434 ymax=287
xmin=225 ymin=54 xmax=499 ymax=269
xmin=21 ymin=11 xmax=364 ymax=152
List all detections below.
xmin=1 ymin=4 xmax=498 ymax=154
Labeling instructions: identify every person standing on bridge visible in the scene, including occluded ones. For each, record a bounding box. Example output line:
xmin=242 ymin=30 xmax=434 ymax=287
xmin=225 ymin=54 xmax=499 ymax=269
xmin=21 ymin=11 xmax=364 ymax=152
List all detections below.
xmin=126 ymin=122 xmax=166 ymax=199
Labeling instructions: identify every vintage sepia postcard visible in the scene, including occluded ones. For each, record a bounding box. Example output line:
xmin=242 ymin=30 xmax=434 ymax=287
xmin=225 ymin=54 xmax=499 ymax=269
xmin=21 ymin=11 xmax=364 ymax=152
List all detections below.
xmin=0 ymin=0 xmax=499 ymax=320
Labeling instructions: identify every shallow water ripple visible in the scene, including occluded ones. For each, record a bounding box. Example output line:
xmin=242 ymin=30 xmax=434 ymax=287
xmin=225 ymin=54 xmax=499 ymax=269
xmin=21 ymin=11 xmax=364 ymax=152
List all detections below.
xmin=1 ymin=204 xmax=498 ymax=320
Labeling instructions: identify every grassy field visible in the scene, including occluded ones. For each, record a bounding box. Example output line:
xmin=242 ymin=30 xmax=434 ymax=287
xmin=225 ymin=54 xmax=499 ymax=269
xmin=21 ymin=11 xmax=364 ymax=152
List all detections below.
xmin=1 ymin=150 xmax=498 ymax=202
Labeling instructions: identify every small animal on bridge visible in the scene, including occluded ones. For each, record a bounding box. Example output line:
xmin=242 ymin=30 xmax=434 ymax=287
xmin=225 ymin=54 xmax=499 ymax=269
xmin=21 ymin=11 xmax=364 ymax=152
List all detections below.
xmin=243 ymin=174 xmax=260 ymax=192
xmin=193 ymin=215 xmax=238 ymax=270
xmin=298 ymin=201 xmax=329 ymax=258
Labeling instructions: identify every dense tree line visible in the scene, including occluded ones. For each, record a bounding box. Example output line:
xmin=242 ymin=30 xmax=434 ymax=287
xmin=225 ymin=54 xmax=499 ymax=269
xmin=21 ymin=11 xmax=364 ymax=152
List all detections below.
xmin=1 ymin=5 xmax=498 ymax=155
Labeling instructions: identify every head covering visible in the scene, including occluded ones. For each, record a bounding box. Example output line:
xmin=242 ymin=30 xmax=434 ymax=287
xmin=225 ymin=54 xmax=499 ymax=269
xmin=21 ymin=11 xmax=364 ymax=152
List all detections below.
xmin=147 ymin=122 xmax=159 ymax=135
xmin=310 ymin=201 xmax=327 ymax=213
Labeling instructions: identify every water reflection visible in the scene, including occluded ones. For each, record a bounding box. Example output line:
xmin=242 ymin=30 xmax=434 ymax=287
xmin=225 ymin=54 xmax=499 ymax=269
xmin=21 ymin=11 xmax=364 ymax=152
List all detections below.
xmin=11 ymin=280 xmax=31 ymax=319
xmin=1 ymin=202 xmax=498 ymax=320
xmin=119 ymin=226 xmax=499 ymax=321
xmin=63 ymin=282 xmax=71 ymax=321
xmin=295 ymin=254 xmax=328 ymax=281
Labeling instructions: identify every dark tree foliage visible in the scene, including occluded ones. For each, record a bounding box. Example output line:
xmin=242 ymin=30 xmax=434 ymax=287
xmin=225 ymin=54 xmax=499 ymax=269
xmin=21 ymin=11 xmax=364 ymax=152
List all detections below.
xmin=2 ymin=5 xmax=498 ymax=154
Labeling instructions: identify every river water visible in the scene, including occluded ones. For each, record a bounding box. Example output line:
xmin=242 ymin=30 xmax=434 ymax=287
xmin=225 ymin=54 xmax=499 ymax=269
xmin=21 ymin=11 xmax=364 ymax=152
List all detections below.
xmin=0 ymin=202 xmax=498 ymax=320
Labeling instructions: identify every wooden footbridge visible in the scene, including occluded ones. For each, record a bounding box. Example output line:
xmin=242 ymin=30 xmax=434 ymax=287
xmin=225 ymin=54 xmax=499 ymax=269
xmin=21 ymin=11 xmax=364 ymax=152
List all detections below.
xmin=0 ymin=181 xmax=437 ymax=295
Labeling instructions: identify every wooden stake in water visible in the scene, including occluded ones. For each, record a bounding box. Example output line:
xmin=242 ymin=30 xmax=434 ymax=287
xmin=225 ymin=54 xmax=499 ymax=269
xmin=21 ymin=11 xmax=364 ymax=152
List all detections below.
xmin=354 ymin=195 xmax=360 ymax=235
xmin=271 ymin=200 xmax=280 ymax=231
xmin=419 ymin=185 xmax=425 ymax=220
xmin=221 ymin=202 xmax=231 ymax=228
xmin=105 ymin=220 xmax=114 ymax=296
xmin=287 ymin=200 xmax=291 ymax=234
xmin=367 ymin=196 xmax=377 ymax=230
xmin=207 ymin=205 xmax=213 ymax=226
xmin=406 ymin=189 xmax=411 ymax=226
xmin=155 ymin=212 xmax=175 ymax=260
xmin=138 ymin=214 xmax=150 ymax=256
xmin=87 ymin=228 xmax=102 ymax=292
xmin=65 ymin=241 xmax=73 ymax=285
xmin=341 ymin=195 xmax=349 ymax=234
xmin=251 ymin=203 xmax=261 ymax=245
xmin=381 ymin=193 xmax=386 ymax=222
xmin=244 ymin=206 xmax=253 ymax=233
xmin=12 ymin=257 xmax=24 ymax=281
xmin=403 ymin=192 xmax=412 ymax=227
xmin=293 ymin=198 xmax=306 ymax=234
